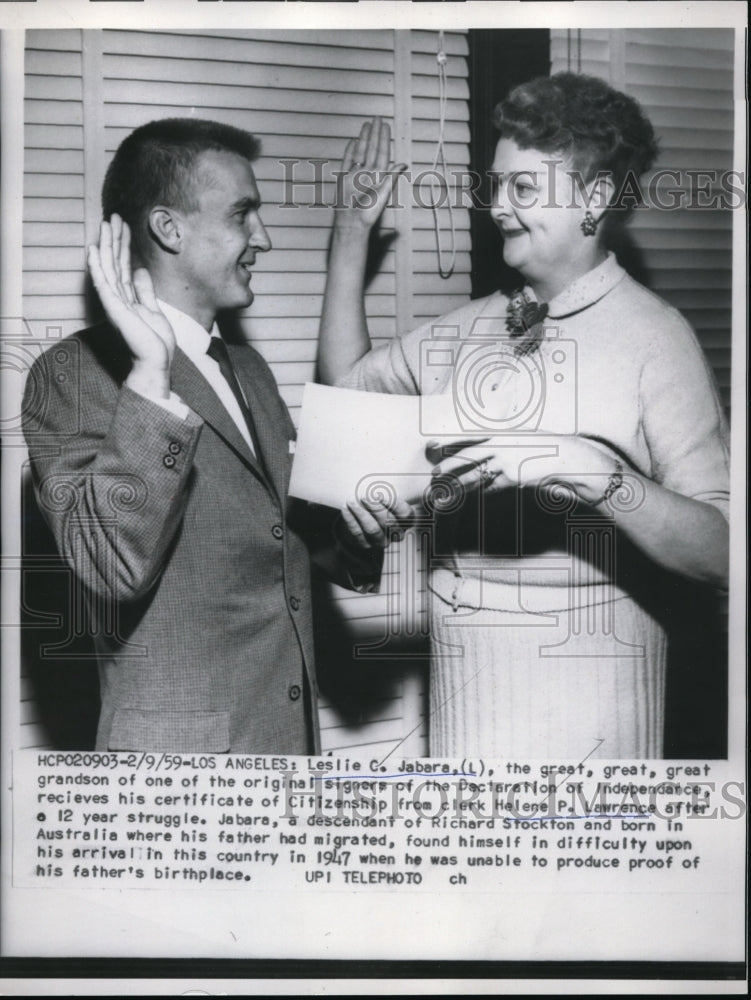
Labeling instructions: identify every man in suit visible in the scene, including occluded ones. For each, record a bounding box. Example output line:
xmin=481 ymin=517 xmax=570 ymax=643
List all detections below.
xmin=23 ymin=118 xmax=406 ymax=754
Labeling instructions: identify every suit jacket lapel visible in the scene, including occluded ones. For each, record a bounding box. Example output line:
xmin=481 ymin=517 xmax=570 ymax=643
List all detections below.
xmin=170 ymin=347 xmax=274 ymax=492
xmin=228 ymin=344 xmax=288 ymax=504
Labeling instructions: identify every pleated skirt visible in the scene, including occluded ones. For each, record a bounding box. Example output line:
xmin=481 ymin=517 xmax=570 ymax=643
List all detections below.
xmin=428 ymin=585 xmax=667 ymax=760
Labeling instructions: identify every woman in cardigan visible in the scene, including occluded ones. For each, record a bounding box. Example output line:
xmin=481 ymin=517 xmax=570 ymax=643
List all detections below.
xmin=319 ymin=73 xmax=729 ymax=759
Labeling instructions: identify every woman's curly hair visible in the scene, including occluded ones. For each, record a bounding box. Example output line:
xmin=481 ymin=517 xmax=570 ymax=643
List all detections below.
xmin=493 ymin=73 xmax=659 ymax=216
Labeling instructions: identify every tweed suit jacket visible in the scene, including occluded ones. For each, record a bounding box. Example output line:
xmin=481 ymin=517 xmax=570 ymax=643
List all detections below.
xmin=23 ymin=321 xmax=328 ymax=754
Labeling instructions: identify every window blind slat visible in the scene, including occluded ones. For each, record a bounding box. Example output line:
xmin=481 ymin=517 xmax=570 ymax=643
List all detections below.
xmin=25 ymin=175 xmax=84 ymax=198
xmin=25 ymin=75 xmax=83 ymax=101
xmin=105 ymin=53 xmax=394 ymax=94
xmin=23 ymin=198 xmax=85 ymax=222
xmin=626 ymin=63 xmax=733 ymax=91
xmin=24 ymin=222 xmax=85 ymax=246
xmin=25 ymin=49 xmax=82 ymax=75
xmin=24 ymin=100 xmax=83 ymax=126
xmin=627 ymin=41 xmax=736 ymax=71
xmin=104 ymin=80 xmax=398 ymax=117
xmin=25 ymin=124 xmax=83 ymax=148
xmin=25 ymin=149 xmax=84 ymax=173
xmin=24 ymin=272 xmax=86 ymax=295
xmin=23 ymin=296 xmax=88 ymax=319
xmin=628 ymin=84 xmax=733 ymax=111
xmin=25 ymin=30 xmax=81 ymax=51
xmin=104 ymin=30 xmax=397 ymax=68
xmin=627 ymin=28 xmax=734 ymax=50
xmin=102 ymin=113 xmax=470 ymax=144
xmin=551 ymin=28 xmax=733 ymax=412
xmin=24 ymin=246 xmax=86 ymax=270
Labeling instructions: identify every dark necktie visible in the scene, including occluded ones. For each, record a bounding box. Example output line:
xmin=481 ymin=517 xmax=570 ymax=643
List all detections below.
xmin=206 ymin=336 xmax=266 ymax=469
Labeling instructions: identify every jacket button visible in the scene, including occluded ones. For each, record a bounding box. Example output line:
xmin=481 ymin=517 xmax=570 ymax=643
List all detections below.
xmin=163 ymin=454 xmax=176 ymax=468
xmin=168 ymin=441 xmax=181 ymax=455
xmin=288 ymin=684 xmax=301 ymax=701
xmin=289 ymin=596 xmax=300 ymax=611
xmin=271 ymin=524 xmax=283 ymax=540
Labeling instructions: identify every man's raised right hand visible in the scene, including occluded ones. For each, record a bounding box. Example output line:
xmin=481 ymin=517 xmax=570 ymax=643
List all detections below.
xmin=88 ymin=214 xmax=176 ymax=400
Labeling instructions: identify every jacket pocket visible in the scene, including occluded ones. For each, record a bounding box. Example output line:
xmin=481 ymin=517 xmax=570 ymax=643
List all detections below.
xmin=108 ymin=709 xmax=231 ymax=752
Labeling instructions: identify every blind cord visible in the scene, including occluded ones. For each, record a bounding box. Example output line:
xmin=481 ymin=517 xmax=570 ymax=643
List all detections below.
xmin=427 ymin=31 xmax=456 ymax=279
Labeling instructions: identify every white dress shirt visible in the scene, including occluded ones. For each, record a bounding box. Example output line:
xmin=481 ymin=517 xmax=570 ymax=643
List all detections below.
xmin=138 ymin=299 xmax=255 ymax=456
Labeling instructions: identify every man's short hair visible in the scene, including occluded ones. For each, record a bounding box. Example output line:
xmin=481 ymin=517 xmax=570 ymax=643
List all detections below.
xmin=102 ymin=117 xmax=261 ymax=260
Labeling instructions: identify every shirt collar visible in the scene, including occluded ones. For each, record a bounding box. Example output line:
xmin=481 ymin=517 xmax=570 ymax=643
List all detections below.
xmin=529 ymin=252 xmax=626 ymax=319
xmin=156 ymin=299 xmax=221 ymax=360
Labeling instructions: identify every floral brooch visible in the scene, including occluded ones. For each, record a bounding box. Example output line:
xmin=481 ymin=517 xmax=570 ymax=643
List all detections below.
xmin=505 ymin=289 xmax=549 ymax=357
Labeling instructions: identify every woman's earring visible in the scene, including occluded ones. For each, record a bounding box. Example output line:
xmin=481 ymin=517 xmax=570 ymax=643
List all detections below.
xmin=580 ymin=210 xmax=598 ymax=237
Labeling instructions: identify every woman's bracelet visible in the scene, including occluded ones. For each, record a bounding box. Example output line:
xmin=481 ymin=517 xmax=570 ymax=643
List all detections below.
xmin=591 ymin=460 xmax=624 ymax=507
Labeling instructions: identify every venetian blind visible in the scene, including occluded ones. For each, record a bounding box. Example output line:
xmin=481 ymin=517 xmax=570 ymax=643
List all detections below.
xmin=22 ymin=29 xmax=86 ymax=745
xmin=550 ymin=28 xmax=735 ymax=411
xmin=21 ymin=28 xmax=471 ymax=753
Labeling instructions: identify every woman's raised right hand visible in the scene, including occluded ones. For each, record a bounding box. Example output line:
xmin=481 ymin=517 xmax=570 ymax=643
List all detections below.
xmin=334 ymin=117 xmax=407 ymax=232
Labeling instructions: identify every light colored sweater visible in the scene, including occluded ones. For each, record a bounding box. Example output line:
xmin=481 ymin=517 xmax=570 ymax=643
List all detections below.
xmin=338 ymin=253 xmax=730 ymax=613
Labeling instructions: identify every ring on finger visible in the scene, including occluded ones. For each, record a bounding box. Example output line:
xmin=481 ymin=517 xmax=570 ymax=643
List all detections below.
xmin=479 ymin=460 xmax=496 ymax=485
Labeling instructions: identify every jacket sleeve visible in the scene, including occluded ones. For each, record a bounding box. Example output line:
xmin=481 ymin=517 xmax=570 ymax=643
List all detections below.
xmin=23 ymin=336 xmax=203 ymax=602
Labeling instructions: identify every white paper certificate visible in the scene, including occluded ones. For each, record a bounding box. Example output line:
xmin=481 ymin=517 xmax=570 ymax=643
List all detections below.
xmin=289 ymin=382 xmax=460 ymax=508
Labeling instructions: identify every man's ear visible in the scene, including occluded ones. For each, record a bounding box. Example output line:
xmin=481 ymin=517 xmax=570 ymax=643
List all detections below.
xmin=147 ymin=206 xmax=183 ymax=254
